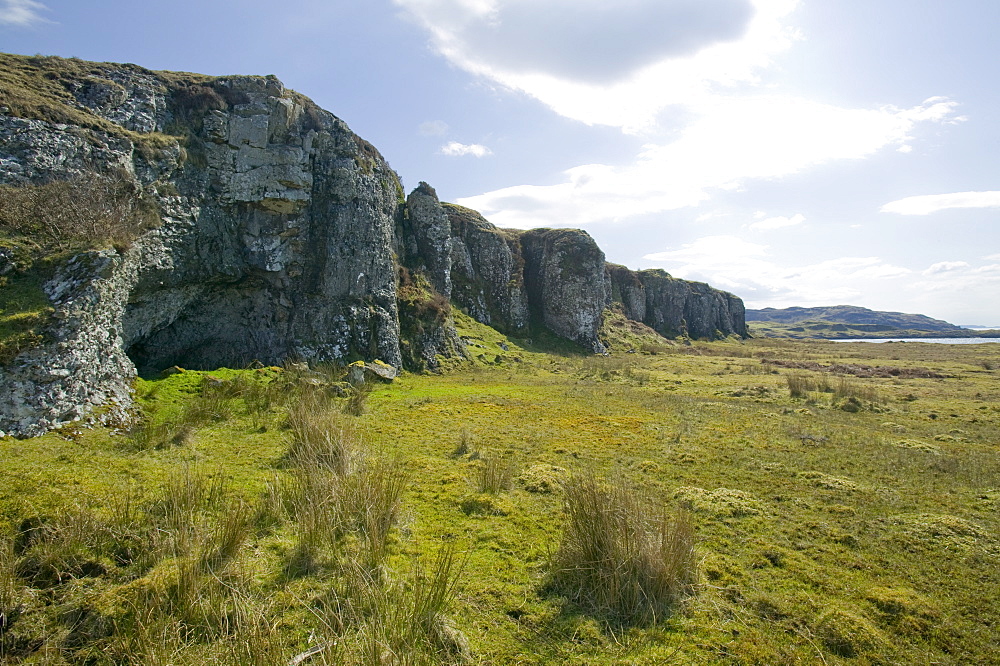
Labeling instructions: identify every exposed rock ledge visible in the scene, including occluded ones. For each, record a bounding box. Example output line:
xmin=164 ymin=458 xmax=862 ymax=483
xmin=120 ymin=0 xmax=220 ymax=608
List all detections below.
xmin=0 ymin=55 xmax=745 ymax=437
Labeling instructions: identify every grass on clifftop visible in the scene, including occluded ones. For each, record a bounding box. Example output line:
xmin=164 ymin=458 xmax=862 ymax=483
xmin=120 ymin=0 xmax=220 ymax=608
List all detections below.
xmin=0 ymin=172 xmax=163 ymax=365
xmin=1 ymin=336 xmax=999 ymax=664
xmin=0 ymin=53 xmax=181 ymax=153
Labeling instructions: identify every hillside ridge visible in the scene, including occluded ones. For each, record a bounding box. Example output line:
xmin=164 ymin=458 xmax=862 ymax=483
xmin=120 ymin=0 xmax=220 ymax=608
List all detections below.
xmin=746 ymin=305 xmax=1000 ymax=339
xmin=746 ymin=305 xmax=963 ymax=330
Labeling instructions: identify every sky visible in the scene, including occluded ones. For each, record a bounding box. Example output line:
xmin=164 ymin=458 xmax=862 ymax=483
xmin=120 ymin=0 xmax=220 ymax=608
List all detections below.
xmin=2 ymin=0 xmax=999 ymax=325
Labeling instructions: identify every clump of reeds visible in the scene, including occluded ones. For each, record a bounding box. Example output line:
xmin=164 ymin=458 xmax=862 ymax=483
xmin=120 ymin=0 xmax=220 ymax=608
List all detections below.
xmin=786 ymin=373 xmax=831 ymax=398
xmin=470 ymin=451 xmax=518 ymax=494
xmin=548 ymin=471 xmax=697 ymax=624
xmin=286 ymin=389 xmax=358 ymax=475
xmin=834 ymin=376 xmax=883 ymax=407
xmin=315 ymin=542 xmax=467 ymax=664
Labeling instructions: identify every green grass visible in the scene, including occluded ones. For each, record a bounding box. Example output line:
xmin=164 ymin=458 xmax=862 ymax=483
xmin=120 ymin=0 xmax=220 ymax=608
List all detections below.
xmin=1 ymin=338 xmax=999 ymax=663
xmin=0 ymin=257 xmax=55 ymax=364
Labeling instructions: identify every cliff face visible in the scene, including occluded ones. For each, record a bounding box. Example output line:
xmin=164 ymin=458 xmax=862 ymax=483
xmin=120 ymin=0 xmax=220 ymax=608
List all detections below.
xmin=0 ymin=54 xmax=746 ymax=437
xmin=121 ymin=76 xmax=403 ymax=375
xmin=521 ymin=228 xmax=608 ymax=352
xmin=407 ymin=190 xmax=745 ymax=350
xmin=1 ymin=59 xmax=403 ymax=435
xmin=445 ymin=203 xmax=529 ymax=335
xmin=609 ymin=266 xmax=747 ymax=340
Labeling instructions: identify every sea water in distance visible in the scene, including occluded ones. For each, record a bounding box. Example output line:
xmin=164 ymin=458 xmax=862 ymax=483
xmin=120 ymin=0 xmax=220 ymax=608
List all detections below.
xmin=831 ymin=338 xmax=1000 ymax=344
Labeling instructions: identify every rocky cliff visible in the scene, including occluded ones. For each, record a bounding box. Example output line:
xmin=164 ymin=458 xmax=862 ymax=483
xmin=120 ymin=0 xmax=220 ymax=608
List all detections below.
xmin=608 ymin=264 xmax=746 ymax=340
xmin=407 ymin=188 xmax=745 ymax=351
xmin=0 ymin=54 xmax=745 ymax=437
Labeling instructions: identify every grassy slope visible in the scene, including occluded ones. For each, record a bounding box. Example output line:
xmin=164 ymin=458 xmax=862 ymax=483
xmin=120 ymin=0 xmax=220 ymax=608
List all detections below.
xmin=1 ymin=332 xmax=999 ymax=663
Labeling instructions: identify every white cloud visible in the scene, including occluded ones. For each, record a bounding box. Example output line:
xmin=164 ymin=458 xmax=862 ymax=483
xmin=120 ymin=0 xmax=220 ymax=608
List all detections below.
xmin=458 ymin=96 xmax=957 ymax=228
xmin=880 ymin=191 xmax=1000 ymax=215
xmin=395 ymin=0 xmax=754 ymax=87
xmin=0 ymin=0 xmax=48 ymax=26
xmin=419 ymin=120 xmax=449 ymax=136
xmin=749 ymin=212 xmax=804 ymax=230
xmin=439 ymin=141 xmax=493 ymax=157
xmin=922 ymin=261 xmax=970 ymax=276
xmin=396 ymin=0 xmax=799 ymax=132
xmin=985 ymin=254 xmax=1000 ymax=261
xmin=910 ymin=263 xmax=1000 ymax=303
xmin=644 ymin=235 xmax=767 ymax=264
xmin=640 ymin=238 xmax=1000 ymax=321
xmin=641 ymin=235 xmax=912 ymax=307
xmin=401 ymin=0 xmax=961 ymax=235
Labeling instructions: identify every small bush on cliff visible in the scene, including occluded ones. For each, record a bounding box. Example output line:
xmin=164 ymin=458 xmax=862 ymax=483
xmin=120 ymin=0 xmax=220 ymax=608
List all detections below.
xmin=397 ymin=266 xmax=451 ymax=323
xmin=0 ymin=171 xmax=159 ymax=252
xmin=0 ymin=172 xmax=161 ymax=364
xmin=396 ymin=266 xmax=454 ymax=370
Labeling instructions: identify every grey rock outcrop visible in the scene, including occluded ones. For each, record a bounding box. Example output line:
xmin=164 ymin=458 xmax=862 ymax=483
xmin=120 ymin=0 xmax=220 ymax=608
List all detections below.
xmin=1 ymin=60 xmax=403 ymax=436
xmin=397 ymin=188 xmax=744 ymax=352
xmin=445 ymin=204 xmax=529 ymax=334
xmin=607 ymin=266 xmax=746 ymax=339
xmin=521 ymin=229 xmax=608 ymax=352
xmin=118 ymin=75 xmax=404 ymax=374
xmin=400 ymin=182 xmax=453 ymax=299
xmin=0 ymin=250 xmax=136 ymax=436
xmin=0 ymin=54 xmax=746 ymax=438
xmin=606 ymin=263 xmax=647 ymax=324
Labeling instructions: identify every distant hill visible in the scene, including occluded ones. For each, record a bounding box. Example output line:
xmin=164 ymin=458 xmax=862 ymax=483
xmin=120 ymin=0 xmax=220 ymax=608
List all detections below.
xmin=746 ymin=306 xmax=963 ymax=331
xmin=745 ymin=305 xmax=1000 ymax=339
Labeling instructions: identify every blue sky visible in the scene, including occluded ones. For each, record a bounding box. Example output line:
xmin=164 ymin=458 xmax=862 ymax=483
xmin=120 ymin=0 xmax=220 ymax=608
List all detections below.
xmin=3 ymin=0 xmax=999 ymax=325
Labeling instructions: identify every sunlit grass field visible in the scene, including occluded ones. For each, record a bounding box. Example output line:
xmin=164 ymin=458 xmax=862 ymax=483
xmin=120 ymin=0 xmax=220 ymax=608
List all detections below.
xmin=2 ymin=325 xmax=998 ymax=664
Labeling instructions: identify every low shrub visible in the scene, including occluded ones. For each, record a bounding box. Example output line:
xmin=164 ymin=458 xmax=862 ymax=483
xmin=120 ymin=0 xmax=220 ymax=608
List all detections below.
xmin=0 ymin=171 xmax=159 ymax=251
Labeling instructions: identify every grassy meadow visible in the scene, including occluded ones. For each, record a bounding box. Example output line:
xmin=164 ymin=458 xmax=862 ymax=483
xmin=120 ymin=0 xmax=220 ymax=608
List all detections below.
xmin=1 ymin=321 xmax=998 ymax=664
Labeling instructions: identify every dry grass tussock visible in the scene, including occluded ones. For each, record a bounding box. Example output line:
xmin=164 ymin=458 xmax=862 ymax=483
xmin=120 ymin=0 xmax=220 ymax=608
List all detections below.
xmin=470 ymin=451 xmax=518 ymax=494
xmin=786 ymin=372 xmax=883 ymax=408
xmin=549 ymin=471 xmax=697 ymax=625
xmin=286 ymin=388 xmax=358 ymax=475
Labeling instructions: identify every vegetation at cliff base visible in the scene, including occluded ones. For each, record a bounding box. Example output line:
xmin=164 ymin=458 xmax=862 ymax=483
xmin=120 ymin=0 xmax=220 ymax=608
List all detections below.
xmin=1 ymin=336 xmax=999 ymax=664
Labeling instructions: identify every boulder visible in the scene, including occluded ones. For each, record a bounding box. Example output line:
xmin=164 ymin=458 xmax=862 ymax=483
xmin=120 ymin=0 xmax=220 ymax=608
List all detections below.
xmin=346 ymin=360 xmax=398 ymax=385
